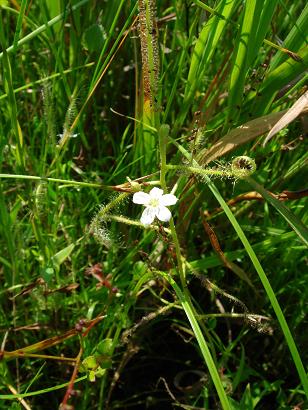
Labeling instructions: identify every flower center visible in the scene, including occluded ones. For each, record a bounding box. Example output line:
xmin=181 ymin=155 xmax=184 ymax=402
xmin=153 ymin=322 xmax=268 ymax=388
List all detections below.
xmin=148 ymin=198 xmax=159 ymax=207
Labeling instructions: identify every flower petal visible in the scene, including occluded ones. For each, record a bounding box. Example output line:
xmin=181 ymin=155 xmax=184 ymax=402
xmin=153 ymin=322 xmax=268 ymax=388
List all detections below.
xmin=133 ymin=191 xmax=150 ymax=205
xmin=160 ymin=194 xmax=178 ymax=206
xmin=156 ymin=205 xmax=172 ymax=222
xmin=140 ymin=207 xmax=156 ymax=225
xmin=149 ymin=187 xmax=164 ymax=199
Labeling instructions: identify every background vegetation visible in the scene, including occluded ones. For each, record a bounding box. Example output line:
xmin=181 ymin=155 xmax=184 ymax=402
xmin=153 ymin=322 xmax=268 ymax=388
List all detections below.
xmin=0 ymin=0 xmax=307 ymax=409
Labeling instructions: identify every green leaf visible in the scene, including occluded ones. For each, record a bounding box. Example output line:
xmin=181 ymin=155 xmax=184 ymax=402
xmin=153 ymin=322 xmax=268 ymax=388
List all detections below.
xmin=270 ymin=3 xmax=308 ymax=70
xmin=227 ymin=0 xmax=262 ymax=123
xmin=81 ymin=355 xmax=98 ymax=370
xmin=94 ymin=366 xmax=106 ymax=378
xmin=246 ymin=177 xmax=308 ymax=247
xmin=88 ymin=370 xmax=96 ymax=382
xmin=51 ymin=243 xmax=75 ymax=268
xmin=83 ymin=24 xmax=106 ymax=53
xmin=239 ymin=384 xmax=254 ymax=409
xmin=169 ymin=137 xmax=308 ymax=399
xmin=181 ymin=0 xmax=236 ymax=127
xmin=42 ymin=267 xmax=55 ymax=284
xmin=253 ymin=46 xmax=308 ymax=114
xmin=96 ymin=338 xmax=113 ymax=356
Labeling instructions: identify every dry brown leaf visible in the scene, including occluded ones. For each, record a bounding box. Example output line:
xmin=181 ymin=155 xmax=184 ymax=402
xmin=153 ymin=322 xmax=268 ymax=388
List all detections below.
xmin=197 ymin=110 xmax=287 ymax=165
xmin=263 ymin=90 xmax=308 ymax=146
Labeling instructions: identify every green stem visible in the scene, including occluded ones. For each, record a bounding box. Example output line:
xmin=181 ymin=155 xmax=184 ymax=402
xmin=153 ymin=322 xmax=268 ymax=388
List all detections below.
xmin=158 ymin=127 xmax=230 ymax=409
xmin=106 ymin=214 xmax=171 ymax=234
xmin=0 ymin=377 xmax=87 ymax=400
xmin=0 ymin=0 xmax=90 ymax=60
xmin=158 ymin=125 xmax=169 ymax=189
xmin=169 ymin=136 xmax=308 ymax=400
xmin=160 ymin=271 xmax=231 ymax=410
xmin=166 ymin=164 xmax=232 ymax=178
xmin=98 ymin=193 xmax=129 ymax=217
xmin=0 ymin=174 xmax=109 ymax=190
xmin=0 ymin=63 xmax=95 ymax=101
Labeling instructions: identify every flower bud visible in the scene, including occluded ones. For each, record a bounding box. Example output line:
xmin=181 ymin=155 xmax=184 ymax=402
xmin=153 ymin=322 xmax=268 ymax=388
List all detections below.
xmin=231 ymin=156 xmax=256 ymax=178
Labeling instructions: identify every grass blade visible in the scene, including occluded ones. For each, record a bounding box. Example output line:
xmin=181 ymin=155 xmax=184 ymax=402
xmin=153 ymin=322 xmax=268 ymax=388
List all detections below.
xmin=169 ymin=137 xmax=308 ymax=398
xmin=246 ymin=177 xmax=308 ymax=247
xmin=160 ymin=271 xmax=232 ymax=410
xmin=270 ymin=3 xmax=308 ymax=70
xmin=12 ymin=0 xmax=28 ymax=53
xmin=226 ymin=0 xmax=263 ymax=124
xmin=0 ymin=0 xmax=89 ymax=60
xmin=252 ymin=46 xmax=308 ymax=114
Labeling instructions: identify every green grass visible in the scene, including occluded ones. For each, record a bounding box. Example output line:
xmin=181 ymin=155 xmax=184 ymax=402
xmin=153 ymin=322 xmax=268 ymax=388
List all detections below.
xmin=0 ymin=1 xmax=307 ymax=409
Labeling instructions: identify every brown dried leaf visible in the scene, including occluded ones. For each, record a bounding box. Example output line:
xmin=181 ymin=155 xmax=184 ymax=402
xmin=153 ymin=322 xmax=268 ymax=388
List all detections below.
xmin=197 ymin=110 xmax=287 ymax=165
xmin=263 ymin=90 xmax=308 ymax=146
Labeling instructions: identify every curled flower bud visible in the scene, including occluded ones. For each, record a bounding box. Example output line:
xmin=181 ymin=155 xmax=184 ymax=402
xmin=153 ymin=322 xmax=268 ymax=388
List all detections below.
xmin=231 ymin=156 xmax=256 ymax=178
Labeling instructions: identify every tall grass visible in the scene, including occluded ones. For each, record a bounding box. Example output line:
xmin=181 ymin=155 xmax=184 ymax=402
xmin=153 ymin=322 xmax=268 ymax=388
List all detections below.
xmin=0 ymin=1 xmax=307 ymax=409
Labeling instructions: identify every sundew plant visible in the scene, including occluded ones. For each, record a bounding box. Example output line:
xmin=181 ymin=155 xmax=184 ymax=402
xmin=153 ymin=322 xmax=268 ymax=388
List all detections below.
xmin=0 ymin=1 xmax=307 ymax=409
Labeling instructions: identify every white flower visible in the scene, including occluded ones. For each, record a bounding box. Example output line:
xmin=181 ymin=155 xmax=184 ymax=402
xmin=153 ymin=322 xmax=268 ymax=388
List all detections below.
xmin=133 ymin=187 xmax=178 ymax=226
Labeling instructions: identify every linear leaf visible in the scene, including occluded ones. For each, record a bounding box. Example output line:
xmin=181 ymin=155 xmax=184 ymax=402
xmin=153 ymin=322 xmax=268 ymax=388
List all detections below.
xmin=227 ymin=0 xmax=262 ymax=123
xmin=246 ymin=177 xmax=308 ymax=247
xmin=263 ymin=90 xmax=308 ymax=145
xmin=270 ymin=3 xmax=308 ymax=70
xmin=169 ymin=137 xmax=308 ymax=398
xmin=197 ymin=109 xmax=287 ymax=165
xmin=253 ymin=46 xmax=308 ymax=114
